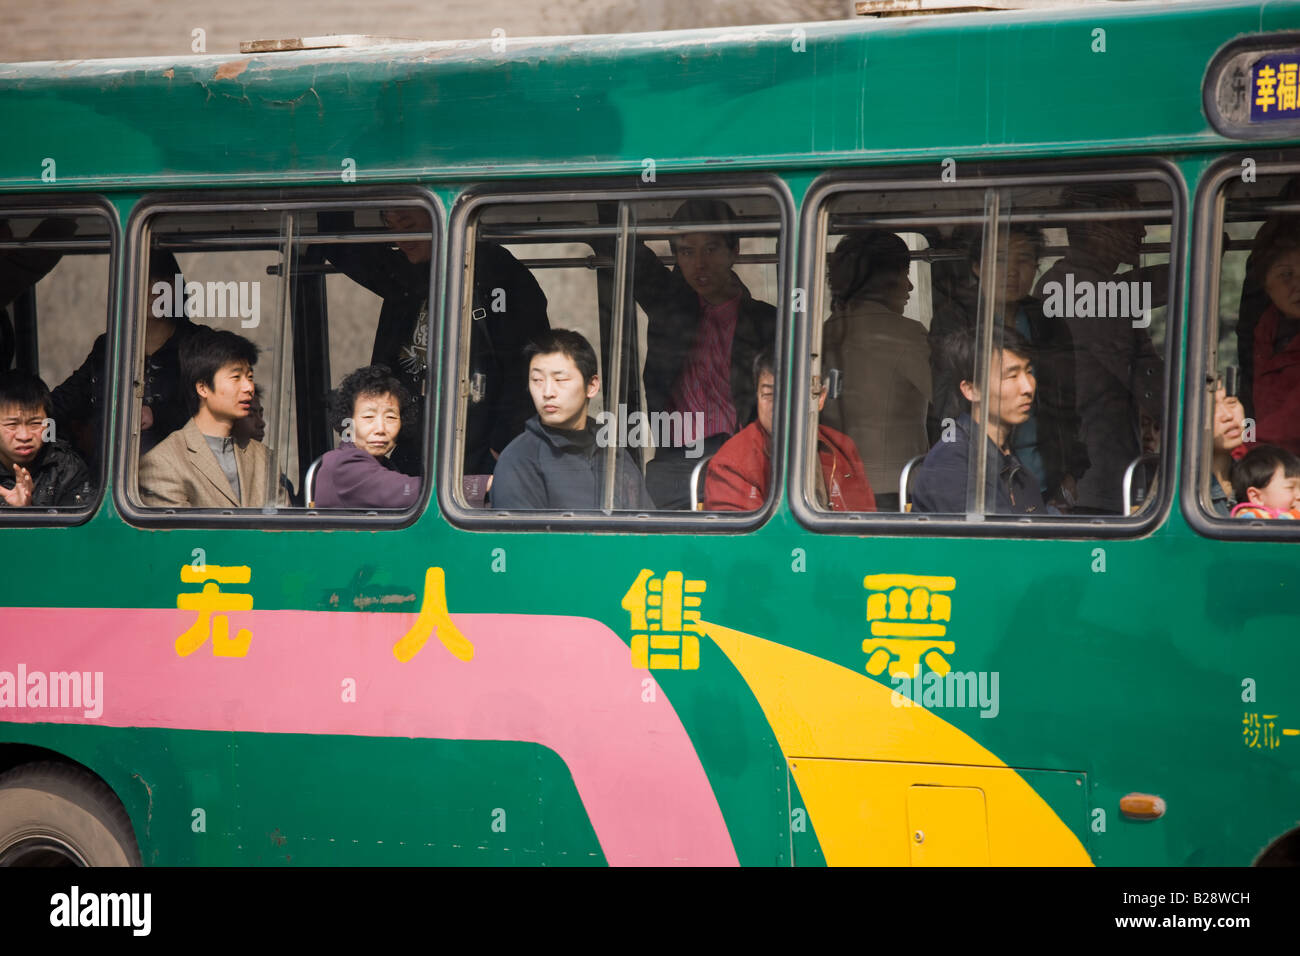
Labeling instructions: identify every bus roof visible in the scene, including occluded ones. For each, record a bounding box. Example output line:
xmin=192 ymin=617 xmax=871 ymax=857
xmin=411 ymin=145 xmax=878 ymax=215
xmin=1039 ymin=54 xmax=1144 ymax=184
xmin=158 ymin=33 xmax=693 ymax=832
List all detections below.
xmin=0 ymin=0 xmax=1293 ymax=189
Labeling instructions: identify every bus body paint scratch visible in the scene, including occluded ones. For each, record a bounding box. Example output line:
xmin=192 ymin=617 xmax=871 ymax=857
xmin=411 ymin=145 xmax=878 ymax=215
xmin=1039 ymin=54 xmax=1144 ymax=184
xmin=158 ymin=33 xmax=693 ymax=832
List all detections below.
xmin=2 ymin=608 xmax=736 ymax=867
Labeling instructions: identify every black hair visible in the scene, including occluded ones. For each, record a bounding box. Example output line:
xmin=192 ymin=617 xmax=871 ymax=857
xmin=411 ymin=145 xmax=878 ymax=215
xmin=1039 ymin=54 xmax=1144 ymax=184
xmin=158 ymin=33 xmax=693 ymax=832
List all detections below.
xmin=827 ymin=230 xmax=911 ymax=309
xmin=1246 ymin=216 xmax=1300 ymax=290
xmin=0 ymin=368 xmax=51 ymax=418
xmin=328 ymin=365 xmax=414 ymax=434
xmin=148 ymin=248 xmax=183 ymax=285
xmin=1231 ymin=444 xmax=1300 ymax=503
xmin=178 ymin=328 xmax=259 ymax=416
xmin=669 ymin=198 xmax=740 ymax=254
xmin=933 ymin=325 xmax=1034 ymax=413
xmin=752 ymin=346 xmax=776 ymax=386
xmin=1058 ymin=182 xmax=1142 ymax=245
xmin=965 ymin=224 xmax=1047 ymax=267
xmin=524 ymin=329 xmax=599 ymax=384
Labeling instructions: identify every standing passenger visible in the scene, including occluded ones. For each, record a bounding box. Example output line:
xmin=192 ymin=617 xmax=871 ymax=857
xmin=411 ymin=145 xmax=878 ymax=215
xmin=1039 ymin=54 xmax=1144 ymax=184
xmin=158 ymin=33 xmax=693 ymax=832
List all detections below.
xmin=632 ymin=199 xmax=777 ymax=509
xmin=820 ymin=230 xmax=930 ymax=512
xmin=52 ymin=250 xmax=205 ymax=469
xmin=319 ymin=208 xmax=549 ymax=475
xmin=1032 ymin=184 xmax=1164 ymax=513
xmin=1241 ymin=219 xmax=1300 ymax=454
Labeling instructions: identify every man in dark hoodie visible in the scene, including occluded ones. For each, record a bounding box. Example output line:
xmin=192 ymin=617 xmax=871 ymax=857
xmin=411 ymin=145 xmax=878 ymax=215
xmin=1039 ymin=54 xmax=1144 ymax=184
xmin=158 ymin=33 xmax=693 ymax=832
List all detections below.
xmin=0 ymin=369 xmax=93 ymax=508
xmin=490 ymin=330 xmax=653 ymax=511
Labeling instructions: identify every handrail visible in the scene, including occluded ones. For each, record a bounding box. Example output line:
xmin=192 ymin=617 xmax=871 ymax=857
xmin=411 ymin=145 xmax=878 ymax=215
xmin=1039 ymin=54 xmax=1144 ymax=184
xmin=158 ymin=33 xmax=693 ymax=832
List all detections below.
xmin=1122 ymin=453 xmax=1161 ymax=515
xmin=304 ymin=455 xmax=323 ymax=508
xmin=898 ymin=452 xmax=927 ymax=513
xmin=689 ymin=454 xmax=716 ymax=511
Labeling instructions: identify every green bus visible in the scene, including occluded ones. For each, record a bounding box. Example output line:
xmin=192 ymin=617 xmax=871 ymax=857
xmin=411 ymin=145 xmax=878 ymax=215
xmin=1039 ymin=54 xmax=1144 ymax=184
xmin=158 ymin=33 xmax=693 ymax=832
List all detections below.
xmin=0 ymin=0 xmax=1298 ymax=867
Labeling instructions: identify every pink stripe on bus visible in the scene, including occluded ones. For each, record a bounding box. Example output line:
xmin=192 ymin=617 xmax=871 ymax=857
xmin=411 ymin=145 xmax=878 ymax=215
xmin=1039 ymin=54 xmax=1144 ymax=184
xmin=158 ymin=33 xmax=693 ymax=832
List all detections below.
xmin=1 ymin=608 xmax=737 ymax=867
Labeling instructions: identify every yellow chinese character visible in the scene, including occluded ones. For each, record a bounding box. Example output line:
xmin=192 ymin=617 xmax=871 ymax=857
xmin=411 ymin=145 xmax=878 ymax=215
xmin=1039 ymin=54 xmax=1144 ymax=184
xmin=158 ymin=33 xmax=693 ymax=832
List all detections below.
xmin=176 ymin=565 xmax=253 ymax=657
xmin=862 ymin=637 xmax=956 ymax=679
xmin=1256 ymin=64 xmax=1278 ymax=112
xmin=1243 ymin=711 xmax=1261 ymax=748
xmin=863 ymin=573 xmax=955 ymax=637
xmin=1278 ymin=63 xmax=1298 ymax=111
xmin=623 ymin=569 xmax=705 ymax=670
xmin=393 ymin=567 xmax=474 ymax=663
xmin=1262 ymin=714 xmax=1281 ymax=749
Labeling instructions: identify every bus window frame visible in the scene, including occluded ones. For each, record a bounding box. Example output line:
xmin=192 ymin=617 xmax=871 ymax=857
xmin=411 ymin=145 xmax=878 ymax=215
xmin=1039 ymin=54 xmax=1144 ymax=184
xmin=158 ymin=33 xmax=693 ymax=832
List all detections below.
xmin=1184 ymin=153 xmax=1300 ymax=541
xmin=116 ymin=187 xmax=443 ymax=530
xmin=791 ymin=160 xmax=1186 ymax=539
xmin=0 ymin=195 xmax=118 ymax=527
xmin=439 ymin=175 xmax=794 ymax=533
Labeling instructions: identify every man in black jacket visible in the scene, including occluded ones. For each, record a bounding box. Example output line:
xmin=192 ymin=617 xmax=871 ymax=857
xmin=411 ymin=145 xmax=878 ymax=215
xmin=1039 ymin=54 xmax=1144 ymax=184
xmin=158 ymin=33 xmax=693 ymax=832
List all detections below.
xmin=52 ymin=251 xmax=203 ymax=472
xmin=631 ymin=199 xmax=777 ymax=509
xmin=929 ymin=225 xmax=1088 ymax=508
xmin=320 ymin=208 xmax=550 ymax=476
xmin=912 ymin=326 xmax=1050 ymax=516
xmin=0 ymin=369 xmax=93 ymax=508
xmin=490 ymin=330 xmax=652 ymax=511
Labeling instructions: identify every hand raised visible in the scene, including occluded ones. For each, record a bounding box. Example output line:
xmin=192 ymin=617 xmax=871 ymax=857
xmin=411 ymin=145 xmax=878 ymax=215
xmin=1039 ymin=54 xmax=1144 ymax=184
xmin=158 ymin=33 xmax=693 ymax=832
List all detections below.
xmin=0 ymin=465 xmax=34 ymax=507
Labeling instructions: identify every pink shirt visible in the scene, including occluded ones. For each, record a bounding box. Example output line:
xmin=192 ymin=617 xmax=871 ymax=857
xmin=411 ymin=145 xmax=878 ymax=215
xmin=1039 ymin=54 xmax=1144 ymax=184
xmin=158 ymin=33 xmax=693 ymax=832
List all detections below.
xmin=669 ymin=293 xmax=740 ymax=445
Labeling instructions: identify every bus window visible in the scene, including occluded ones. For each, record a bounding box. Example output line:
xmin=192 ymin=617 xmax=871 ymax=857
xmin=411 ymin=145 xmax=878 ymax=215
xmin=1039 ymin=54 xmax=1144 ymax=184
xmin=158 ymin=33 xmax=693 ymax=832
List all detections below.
xmin=453 ymin=189 xmax=782 ymax=519
xmin=0 ymin=207 xmax=112 ymax=518
xmin=807 ymin=172 xmax=1175 ymax=524
xmin=126 ymin=200 xmax=434 ymax=517
xmin=1202 ymin=167 xmax=1300 ymax=523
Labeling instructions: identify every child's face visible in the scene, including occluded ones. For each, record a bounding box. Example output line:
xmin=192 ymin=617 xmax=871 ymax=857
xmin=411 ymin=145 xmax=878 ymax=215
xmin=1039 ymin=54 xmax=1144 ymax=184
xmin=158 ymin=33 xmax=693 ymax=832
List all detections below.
xmin=1264 ymin=247 xmax=1300 ymax=320
xmin=1249 ymin=463 xmax=1298 ymax=512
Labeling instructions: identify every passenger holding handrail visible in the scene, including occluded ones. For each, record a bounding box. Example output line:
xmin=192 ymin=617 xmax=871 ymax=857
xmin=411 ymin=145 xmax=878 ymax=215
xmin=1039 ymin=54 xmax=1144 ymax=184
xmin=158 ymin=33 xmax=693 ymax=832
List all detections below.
xmin=630 ymin=199 xmax=777 ymax=510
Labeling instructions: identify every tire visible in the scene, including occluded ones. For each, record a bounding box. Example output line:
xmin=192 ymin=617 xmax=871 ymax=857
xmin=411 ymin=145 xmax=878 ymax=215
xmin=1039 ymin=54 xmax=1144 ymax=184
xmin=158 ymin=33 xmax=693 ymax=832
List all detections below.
xmin=0 ymin=761 xmax=141 ymax=866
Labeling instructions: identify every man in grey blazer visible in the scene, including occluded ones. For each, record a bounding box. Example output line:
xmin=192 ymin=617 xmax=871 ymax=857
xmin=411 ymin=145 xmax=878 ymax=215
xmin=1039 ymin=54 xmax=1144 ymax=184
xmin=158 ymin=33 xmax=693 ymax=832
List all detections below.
xmin=139 ymin=328 xmax=285 ymax=509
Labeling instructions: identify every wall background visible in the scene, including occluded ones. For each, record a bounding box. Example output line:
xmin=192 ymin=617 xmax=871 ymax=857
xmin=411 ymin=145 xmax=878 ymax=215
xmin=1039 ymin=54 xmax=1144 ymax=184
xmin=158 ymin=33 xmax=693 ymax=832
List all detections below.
xmin=0 ymin=0 xmax=852 ymax=62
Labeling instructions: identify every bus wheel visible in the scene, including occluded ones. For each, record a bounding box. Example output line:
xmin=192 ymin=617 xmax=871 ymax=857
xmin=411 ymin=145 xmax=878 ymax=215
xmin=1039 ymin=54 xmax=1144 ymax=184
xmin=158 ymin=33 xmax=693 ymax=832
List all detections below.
xmin=1255 ymin=827 xmax=1300 ymax=866
xmin=0 ymin=762 xmax=141 ymax=866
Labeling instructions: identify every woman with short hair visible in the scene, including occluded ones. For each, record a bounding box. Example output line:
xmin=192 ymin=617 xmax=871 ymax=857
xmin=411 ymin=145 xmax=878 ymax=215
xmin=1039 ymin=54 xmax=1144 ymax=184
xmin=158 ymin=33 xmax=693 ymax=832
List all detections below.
xmin=314 ymin=365 xmax=420 ymax=509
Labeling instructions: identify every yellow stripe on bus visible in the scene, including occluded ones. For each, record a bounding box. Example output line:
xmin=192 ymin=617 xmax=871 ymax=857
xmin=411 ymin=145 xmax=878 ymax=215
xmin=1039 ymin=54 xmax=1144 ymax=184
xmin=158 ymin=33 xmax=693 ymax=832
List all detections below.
xmin=698 ymin=620 xmax=1092 ymax=866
